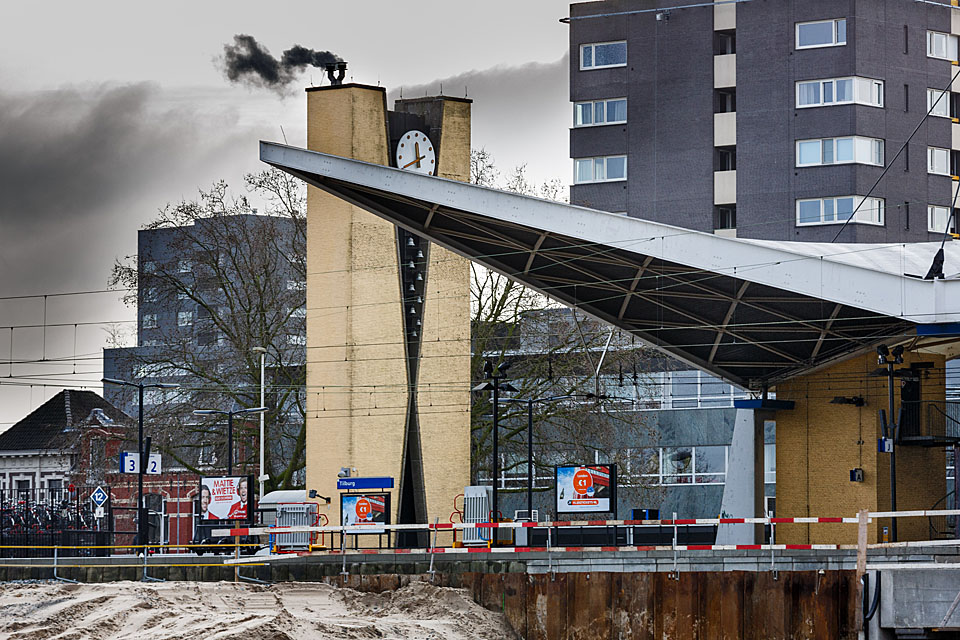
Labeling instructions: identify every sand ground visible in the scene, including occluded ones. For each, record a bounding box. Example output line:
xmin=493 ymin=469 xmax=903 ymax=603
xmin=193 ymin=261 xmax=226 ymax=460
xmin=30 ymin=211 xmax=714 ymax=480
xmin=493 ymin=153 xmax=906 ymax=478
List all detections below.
xmin=0 ymin=579 xmax=516 ymax=639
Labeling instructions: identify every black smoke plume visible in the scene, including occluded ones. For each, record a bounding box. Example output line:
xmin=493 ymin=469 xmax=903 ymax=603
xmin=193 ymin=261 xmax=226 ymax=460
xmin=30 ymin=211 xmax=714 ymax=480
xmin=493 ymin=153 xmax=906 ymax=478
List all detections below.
xmin=222 ymin=35 xmax=341 ymax=92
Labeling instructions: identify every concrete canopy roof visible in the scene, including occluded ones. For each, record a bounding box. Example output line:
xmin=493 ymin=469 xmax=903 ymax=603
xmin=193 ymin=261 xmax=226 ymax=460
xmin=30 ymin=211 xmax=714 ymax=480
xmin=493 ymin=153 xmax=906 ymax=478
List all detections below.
xmin=261 ymin=141 xmax=960 ymax=390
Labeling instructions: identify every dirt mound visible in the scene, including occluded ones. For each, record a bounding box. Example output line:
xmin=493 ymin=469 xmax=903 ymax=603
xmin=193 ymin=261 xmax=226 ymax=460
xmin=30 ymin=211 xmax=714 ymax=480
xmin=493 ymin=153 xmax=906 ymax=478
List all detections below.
xmin=0 ymin=580 xmax=515 ymax=640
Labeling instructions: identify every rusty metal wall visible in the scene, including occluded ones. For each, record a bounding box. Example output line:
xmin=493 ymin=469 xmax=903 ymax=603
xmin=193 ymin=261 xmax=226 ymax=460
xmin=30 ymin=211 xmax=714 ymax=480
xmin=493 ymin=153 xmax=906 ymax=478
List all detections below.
xmin=460 ymin=571 xmax=858 ymax=640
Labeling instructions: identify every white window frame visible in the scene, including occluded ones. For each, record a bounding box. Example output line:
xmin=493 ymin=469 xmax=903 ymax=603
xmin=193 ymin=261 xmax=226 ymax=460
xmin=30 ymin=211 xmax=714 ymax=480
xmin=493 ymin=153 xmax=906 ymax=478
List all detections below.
xmin=928 ymin=205 xmax=954 ymax=233
xmin=795 ymin=136 xmax=884 ymax=167
xmin=928 ymin=88 xmax=951 ymax=118
xmin=795 ymin=196 xmax=885 ymax=226
xmin=573 ymin=155 xmax=628 ymax=184
xmin=142 ymin=313 xmax=158 ymax=329
xmin=929 ymin=146 xmax=952 ymax=176
xmin=573 ymin=97 xmax=628 ymax=127
xmin=177 ymin=311 xmax=193 ymax=327
xmin=928 ymin=30 xmax=959 ymax=62
xmin=796 ymin=77 xmax=884 ymax=108
xmin=796 ymin=18 xmax=847 ymax=50
xmin=580 ymin=41 xmax=627 ymax=70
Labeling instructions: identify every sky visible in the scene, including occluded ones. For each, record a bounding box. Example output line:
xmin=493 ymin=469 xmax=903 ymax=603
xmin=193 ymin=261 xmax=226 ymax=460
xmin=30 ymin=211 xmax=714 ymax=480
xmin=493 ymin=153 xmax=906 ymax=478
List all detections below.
xmin=0 ymin=0 xmax=574 ymax=429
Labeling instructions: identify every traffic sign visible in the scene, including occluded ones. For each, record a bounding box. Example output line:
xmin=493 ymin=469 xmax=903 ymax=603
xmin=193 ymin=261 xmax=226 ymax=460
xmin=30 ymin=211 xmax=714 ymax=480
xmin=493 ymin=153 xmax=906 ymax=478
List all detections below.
xmin=90 ymin=486 xmax=109 ymax=507
xmin=120 ymin=452 xmax=162 ymax=475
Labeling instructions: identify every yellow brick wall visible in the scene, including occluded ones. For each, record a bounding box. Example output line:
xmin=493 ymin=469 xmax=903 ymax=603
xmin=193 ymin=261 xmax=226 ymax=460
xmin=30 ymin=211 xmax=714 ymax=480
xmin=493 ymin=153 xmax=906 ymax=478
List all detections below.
xmin=305 ymin=85 xmax=406 ymax=528
xmin=775 ymin=351 xmax=946 ymax=544
xmin=304 ymin=87 xmax=472 ymax=543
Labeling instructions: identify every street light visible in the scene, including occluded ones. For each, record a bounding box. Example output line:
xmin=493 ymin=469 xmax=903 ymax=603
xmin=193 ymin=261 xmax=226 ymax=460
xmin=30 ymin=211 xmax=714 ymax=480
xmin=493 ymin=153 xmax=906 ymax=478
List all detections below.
xmin=192 ymin=407 xmax=268 ymax=475
xmin=101 ymin=377 xmax=179 ymax=550
xmin=875 ymin=343 xmax=905 ymax=542
xmin=473 ymin=360 xmax=517 ymax=522
xmin=500 ymin=394 xmax=576 ymax=521
xmin=251 ymin=346 xmax=268 ymax=498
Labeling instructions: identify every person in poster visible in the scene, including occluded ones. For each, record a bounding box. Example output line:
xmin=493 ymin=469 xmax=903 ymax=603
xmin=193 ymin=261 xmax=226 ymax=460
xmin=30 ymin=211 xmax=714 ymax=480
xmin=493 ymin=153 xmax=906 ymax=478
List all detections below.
xmin=199 ymin=485 xmax=213 ymax=520
xmin=226 ymin=477 xmax=248 ymax=519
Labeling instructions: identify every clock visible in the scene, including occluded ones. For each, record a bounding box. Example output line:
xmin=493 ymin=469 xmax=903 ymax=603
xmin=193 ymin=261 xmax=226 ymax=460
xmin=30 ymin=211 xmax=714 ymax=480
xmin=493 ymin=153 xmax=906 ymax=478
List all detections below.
xmin=395 ymin=130 xmax=436 ymax=175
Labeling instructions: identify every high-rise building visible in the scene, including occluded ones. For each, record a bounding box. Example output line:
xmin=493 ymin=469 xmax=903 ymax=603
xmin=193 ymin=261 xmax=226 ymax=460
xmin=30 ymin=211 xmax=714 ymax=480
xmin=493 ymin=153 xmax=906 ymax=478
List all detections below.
xmin=569 ymin=0 xmax=960 ymax=242
xmin=102 ymin=214 xmax=305 ymax=481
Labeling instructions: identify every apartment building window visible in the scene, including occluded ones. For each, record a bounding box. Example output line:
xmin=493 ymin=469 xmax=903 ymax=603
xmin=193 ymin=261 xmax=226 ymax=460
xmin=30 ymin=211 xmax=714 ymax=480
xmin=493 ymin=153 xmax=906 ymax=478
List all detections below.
xmin=715 ymin=146 xmax=736 ymax=171
xmin=714 ymin=88 xmax=736 ymax=113
xmin=714 ymin=30 xmax=736 ymax=55
xmin=580 ymin=41 xmax=627 ymax=69
xmin=797 ymin=77 xmax=883 ymax=108
xmin=796 ymin=18 xmax=847 ymax=49
xmin=796 ymin=196 xmax=884 ymax=226
xmin=142 ymin=313 xmax=158 ymax=329
xmin=574 ymin=155 xmax=627 ymax=183
xmin=142 ymin=261 xmax=157 ymax=274
xmin=928 ymin=88 xmax=951 ymax=118
xmin=715 ymin=206 xmax=736 ymax=230
xmin=929 ymin=146 xmax=951 ymax=176
xmin=177 ymin=311 xmax=193 ymax=327
xmin=928 ymin=30 xmax=959 ymax=62
xmin=143 ymin=287 xmax=158 ymax=303
xmin=928 ymin=205 xmax=957 ymax=233
xmin=796 ymin=136 xmax=883 ymax=167
xmin=574 ymin=98 xmax=627 ymax=127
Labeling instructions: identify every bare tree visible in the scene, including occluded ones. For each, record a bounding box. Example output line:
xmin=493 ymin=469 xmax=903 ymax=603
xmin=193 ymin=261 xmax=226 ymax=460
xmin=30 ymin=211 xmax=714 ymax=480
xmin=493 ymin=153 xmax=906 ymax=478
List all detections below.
xmin=467 ymin=150 xmax=663 ymax=511
xmin=108 ymin=169 xmax=307 ymax=490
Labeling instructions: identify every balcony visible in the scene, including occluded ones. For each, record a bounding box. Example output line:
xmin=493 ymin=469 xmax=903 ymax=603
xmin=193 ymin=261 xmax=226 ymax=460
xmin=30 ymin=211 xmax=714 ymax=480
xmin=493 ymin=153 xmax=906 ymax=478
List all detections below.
xmin=714 ymin=170 xmax=736 ymax=205
xmin=714 ymin=112 xmax=736 ymax=147
xmin=899 ymin=400 xmax=960 ymax=446
xmin=714 ymin=54 xmax=736 ymax=89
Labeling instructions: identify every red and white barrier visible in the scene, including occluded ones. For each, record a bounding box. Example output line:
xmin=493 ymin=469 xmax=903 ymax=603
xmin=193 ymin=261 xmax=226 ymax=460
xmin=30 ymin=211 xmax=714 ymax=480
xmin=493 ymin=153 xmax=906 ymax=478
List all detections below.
xmin=214 ymin=509 xmax=960 ymax=540
xmin=213 ymin=515 xmax=861 ymax=538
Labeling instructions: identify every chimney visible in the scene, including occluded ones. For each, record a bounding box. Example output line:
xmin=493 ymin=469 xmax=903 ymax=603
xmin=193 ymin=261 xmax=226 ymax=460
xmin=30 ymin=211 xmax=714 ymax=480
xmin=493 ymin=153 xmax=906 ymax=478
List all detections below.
xmin=324 ymin=61 xmax=347 ymax=86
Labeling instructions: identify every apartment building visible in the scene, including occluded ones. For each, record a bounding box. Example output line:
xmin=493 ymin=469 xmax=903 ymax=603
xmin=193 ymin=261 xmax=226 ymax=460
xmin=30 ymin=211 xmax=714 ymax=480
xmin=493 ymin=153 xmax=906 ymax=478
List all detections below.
xmin=569 ymin=0 xmax=960 ymax=242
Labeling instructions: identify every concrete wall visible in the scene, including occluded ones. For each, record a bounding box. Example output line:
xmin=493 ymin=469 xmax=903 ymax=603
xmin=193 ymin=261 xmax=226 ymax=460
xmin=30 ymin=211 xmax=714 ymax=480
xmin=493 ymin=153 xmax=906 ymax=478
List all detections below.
xmin=775 ymin=351 xmax=947 ymax=544
xmin=304 ymin=86 xmax=471 ymax=540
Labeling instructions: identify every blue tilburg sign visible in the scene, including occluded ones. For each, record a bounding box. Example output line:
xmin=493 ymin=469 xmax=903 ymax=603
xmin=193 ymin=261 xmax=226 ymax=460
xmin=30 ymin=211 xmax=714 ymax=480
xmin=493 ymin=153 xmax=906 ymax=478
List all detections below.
xmin=337 ymin=477 xmax=394 ymax=490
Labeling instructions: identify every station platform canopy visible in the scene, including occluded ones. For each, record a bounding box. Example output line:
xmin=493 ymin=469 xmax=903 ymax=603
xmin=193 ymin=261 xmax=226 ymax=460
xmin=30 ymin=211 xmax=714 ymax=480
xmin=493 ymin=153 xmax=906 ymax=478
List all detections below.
xmin=261 ymin=141 xmax=960 ymax=390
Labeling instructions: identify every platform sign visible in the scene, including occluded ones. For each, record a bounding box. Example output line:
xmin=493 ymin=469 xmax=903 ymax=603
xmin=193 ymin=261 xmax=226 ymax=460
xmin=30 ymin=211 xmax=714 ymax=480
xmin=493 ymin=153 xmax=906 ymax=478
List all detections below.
xmin=555 ymin=464 xmax=617 ymax=514
xmin=341 ymin=493 xmax=390 ymax=534
xmin=878 ymin=438 xmax=893 ymax=453
xmin=119 ymin=452 xmax=162 ymax=475
xmin=90 ymin=486 xmax=109 ymax=508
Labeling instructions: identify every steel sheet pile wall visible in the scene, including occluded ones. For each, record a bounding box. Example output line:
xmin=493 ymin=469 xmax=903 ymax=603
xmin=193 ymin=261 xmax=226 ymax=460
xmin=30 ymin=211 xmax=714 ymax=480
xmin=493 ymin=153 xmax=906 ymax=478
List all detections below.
xmin=460 ymin=571 xmax=857 ymax=640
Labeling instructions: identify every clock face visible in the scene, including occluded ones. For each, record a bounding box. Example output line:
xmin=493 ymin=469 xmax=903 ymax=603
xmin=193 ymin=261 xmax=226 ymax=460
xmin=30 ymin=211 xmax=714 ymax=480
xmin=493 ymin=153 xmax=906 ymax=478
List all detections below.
xmin=395 ymin=130 xmax=436 ymax=175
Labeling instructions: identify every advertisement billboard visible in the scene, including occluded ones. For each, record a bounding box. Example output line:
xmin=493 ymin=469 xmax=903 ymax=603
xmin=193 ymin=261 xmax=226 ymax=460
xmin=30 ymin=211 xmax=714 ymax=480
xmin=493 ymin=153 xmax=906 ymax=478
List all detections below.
xmin=341 ymin=493 xmax=390 ymax=533
xmin=555 ymin=465 xmax=616 ymax=514
xmin=199 ymin=475 xmax=253 ymax=522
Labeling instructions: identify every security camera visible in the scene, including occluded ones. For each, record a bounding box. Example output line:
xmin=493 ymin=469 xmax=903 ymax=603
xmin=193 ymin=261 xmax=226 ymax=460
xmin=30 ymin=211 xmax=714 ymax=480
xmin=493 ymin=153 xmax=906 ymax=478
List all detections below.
xmin=337 ymin=467 xmax=351 ymax=478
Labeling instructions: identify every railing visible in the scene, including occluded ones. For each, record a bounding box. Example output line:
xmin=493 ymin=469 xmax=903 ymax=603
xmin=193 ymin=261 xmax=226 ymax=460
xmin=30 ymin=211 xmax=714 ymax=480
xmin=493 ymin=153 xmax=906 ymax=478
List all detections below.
xmin=899 ymin=401 xmax=960 ymax=443
xmin=928 ymin=490 xmax=958 ymax=540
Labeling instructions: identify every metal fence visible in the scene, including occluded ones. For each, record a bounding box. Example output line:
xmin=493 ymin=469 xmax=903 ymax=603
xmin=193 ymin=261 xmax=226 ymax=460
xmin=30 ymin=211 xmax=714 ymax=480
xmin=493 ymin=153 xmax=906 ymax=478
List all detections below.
xmin=0 ymin=486 xmax=111 ymax=558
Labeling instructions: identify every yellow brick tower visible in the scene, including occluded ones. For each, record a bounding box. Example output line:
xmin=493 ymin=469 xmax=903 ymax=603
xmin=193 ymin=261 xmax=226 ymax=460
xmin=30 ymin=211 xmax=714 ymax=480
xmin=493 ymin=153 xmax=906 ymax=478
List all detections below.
xmin=304 ymin=83 xmax=471 ymax=544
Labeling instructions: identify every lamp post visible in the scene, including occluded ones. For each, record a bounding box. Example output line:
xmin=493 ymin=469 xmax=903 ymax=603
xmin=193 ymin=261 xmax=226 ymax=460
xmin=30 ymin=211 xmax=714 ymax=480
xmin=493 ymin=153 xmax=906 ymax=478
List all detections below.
xmin=500 ymin=395 xmax=575 ymax=520
xmin=472 ymin=360 xmax=516 ymax=522
xmin=251 ymin=346 xmax=267 ymax=498
xmin=876 ymin=344 xmax=905 ymax=542
xmin=101 ymin=377 xmax=179 ymax=549
xmin=193 ymin=407 xmax=268 ymax=475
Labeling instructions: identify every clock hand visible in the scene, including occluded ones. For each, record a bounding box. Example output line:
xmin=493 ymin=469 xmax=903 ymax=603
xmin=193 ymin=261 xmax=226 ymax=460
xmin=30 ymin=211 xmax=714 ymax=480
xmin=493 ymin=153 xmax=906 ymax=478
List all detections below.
xmin=402 ymin=155 xmax=426 ymax=169
xmin=414 ymin=142 xmax=421 ymax=168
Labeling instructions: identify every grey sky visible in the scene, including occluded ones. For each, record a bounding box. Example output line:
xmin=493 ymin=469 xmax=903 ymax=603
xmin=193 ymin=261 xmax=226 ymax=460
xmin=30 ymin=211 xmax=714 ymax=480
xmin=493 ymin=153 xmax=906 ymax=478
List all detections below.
xmin=0 ymin=0 xmax=573 ymax=427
